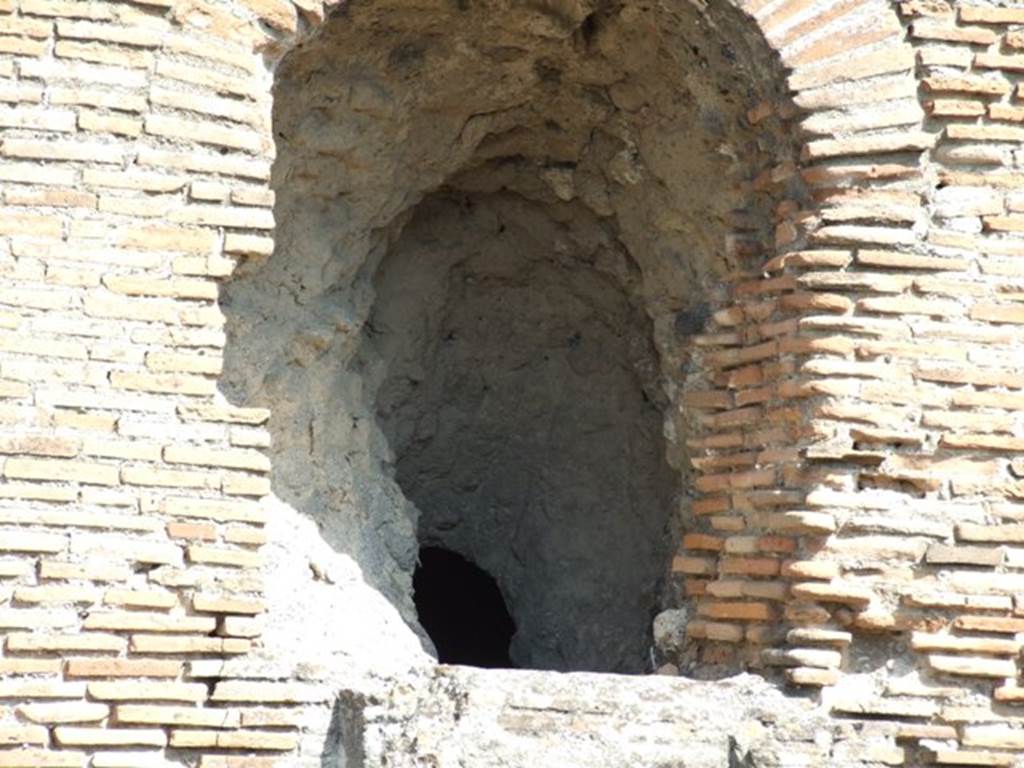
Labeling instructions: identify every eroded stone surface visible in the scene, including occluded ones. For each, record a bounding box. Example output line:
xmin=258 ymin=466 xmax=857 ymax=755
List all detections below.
xmin=372 ymin=192 xmax=676 ymax=672
xmin=321 ymin=668 xmax=832 ymax=768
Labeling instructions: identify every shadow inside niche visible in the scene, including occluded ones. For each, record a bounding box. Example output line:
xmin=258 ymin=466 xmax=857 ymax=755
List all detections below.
xmin=414 ymin=547 xmax=516 ymax=669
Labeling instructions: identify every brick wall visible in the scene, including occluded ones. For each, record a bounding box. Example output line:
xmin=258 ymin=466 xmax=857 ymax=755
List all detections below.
xmin=0 ymin=0 xmax=1022 ymax=766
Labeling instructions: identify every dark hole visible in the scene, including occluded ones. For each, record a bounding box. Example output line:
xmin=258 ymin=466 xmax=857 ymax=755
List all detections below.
xmin=413 ymin=546 xmax=516 ymax=668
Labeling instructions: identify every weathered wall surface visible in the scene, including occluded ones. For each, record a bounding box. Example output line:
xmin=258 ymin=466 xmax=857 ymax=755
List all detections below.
xmin=1 ymin=0 xmax=1024 ymax=766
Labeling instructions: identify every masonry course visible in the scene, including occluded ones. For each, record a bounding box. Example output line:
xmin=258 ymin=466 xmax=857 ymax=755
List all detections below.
xmin=0 ymin=0 xmax=1023 ymax=766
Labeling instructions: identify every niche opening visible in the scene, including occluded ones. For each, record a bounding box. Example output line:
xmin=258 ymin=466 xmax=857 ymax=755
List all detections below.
xmin=224 ymin=0 xmax=797 ymax=684
xmin=414 ymin=546 xmax=516 ymax=669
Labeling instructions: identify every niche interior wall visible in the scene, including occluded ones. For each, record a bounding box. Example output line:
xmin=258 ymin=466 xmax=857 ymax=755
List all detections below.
xmin=1 ymin=0 xmax=1024 ymax=766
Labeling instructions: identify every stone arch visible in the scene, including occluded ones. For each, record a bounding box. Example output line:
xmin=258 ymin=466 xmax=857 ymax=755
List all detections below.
xmin=211 ymin=0 xmax=928 ymax=682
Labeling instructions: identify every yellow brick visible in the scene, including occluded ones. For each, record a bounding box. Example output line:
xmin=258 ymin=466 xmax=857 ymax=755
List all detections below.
xmin=88 ymin=681 xmax=207 ymax=703
xmin=0 ymin=16 xmax=52 ymax=36
xmin=114 ymin=704 xmax=239 ymax=728
xmin=155 ymin=59 xmax=261 ymax=99
xmin=13 ymin=585 xmax=102 ymax=604
xmin=0 ymin=106 xmax=76 ymax=131
xmin=170 ymin=729 xmax=297 ymax=751
xmin=0 ymin=330 xmax=86 ymax=360
xmin=79 ymin=487 xmax=135 ymax=508
xmin=191 ymin=181 xmax=229 ymax=201
xmin=222 ymin=473 xmax=271 ymax=497
xmin=0 ymin=560 xmax=31 ymax=578
xmin=54 ymin=409 xmax=116 ymax=431
xmin=146 ymin=351 xmax=223 ymax=375
xmin=110 ymin=371 xmax=216 ymax=396
xmin=103 ymin=275 xmax=218 ymax=301
xmin=145 ymin=114 xmax=264 ymax=152
xmin=223 ymin=524 xmax=267 ymax=545
xmin=0 ymin=162 xmax=74 ymax=186
xmin=130 ymin=634 xmax=250 ymax=654
xmin=193 ymin=594 xmax=264 ymax=615
xmin=164 ymin=444 xmax=269 ymax=472
xmin=929 ymin=654 xmax=1017 ymax=678
xmin=187 ymin=545 xmax=260 ymax=569
xmin=55 ymin=20 xmax=162 ymax=46
xmin=0 ymin=726 xmax=48 ymax=746
xmin=78 ymin=109 xmax=142 ymax=136
xmin=178 ymin=404 xmax=269 ymax=425
xmin=151 ymin=86 xmax=262 ymax=127
xmin=82 ymin=169 xmax=188 ymax=192
xmin=232 ymin=186 xmax=274 ymax=207
xmin=197 ymin=757 xmax=276 ymax=768
xmin=17 ymin=702 xmax=109 ymax=724
xmin=55 ymin=40 xmax=152 ymax=68
xmin=6 ymin=632 xmax=125 ymax=652
xmin=911 ymin=632 xmax=1020 ymax=655
xmin=83 ymin=612 xmax=215 ymax=634
xmin=0 ymin=530 xmax=66 ymax=553
xmin=0 ymin=508 xmax=157 ymax=533
xmin=45 ymin=265 xmax=104 ymax=287
xmin=0 ymin=489 xmax=73 ymax=507
xmin=69 ymin=531 xmax=183 ymax=564
xmin=961 ymin=5 xmax=1024 ymax=23
xmin=2 ymin=138 xmax=123 ymax=164
xmin=0 ymin=210 xmax=62 ymax=237
xmin=0 ymin=681 xmax=87 ymax=699
xmin=109 ymin=224 xmax=219 ymax=254
xmin=167 ymin=521 xmax=217 ymax=541
xmin=242 ymin=0 xmax=297 ymax=32
xmin=238 ymin=708 xmax=302 ymax=728
xmin=163 ymin=496 xmax=265 ymax=524
xmin=103 ymin=588 xmax=177 ymax=609
xmin=121 ymin=465 xmax=220 ymax=489
xmin=39 ymin=560 xmax=129 ymax=582
xmin=0 ymin=35 xmax=47 ymax=56
xmin=0 ymin=751 xmax=85 ymax=768
xmin=137 ymin=146 xmax=269 ymax=182
xmin=21 ymin=0 xmax=113 ymax=18
xmin=4 ymin=457 xmax=118 ymax=485
xmin=161 ymin=32 xmax=257 ymax=73
xmin=225 ymin=425 xmax=270 ymax=450
xmin=210 ymin=681 xmax=331 ymax=703
xmin=100 ymin=194 xmax=174 ymax=217
xmin=169 ymin=203 xmax=274 ymax=230
xmin=219 ymin=616 xmax=261 ymax=638
xmin=54 ymin=727 xmax=166 ymax=747
xmin=66 ymin=658 xmax=181 ymax=679
xmin=224 ymin=233 xmax=274 ymax=256
xmin=0 ymin=81 xmax=43 ymax=103
xmin=0 ymin=658 xmax=62 ymax=675
xmin=962 ymin=725 xmax=1024 ymax=750
xmin=82 ymin=438 xmax=160 ymax=462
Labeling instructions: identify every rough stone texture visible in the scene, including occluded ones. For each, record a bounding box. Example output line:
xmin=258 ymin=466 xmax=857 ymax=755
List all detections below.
xmin=373 ymin=192 xmax=676 ymax=673
xmin=3 ymin=0 xmax=1024 ymax=766
xmin=328 ymin=668 xmax=834 ymax=767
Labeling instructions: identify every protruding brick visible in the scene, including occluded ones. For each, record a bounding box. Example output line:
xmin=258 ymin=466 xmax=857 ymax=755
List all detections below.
xmin=54 ymin=727 xmax=166 ymax=747
xmin=17 ymin=702 xmax=109 ymax=724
